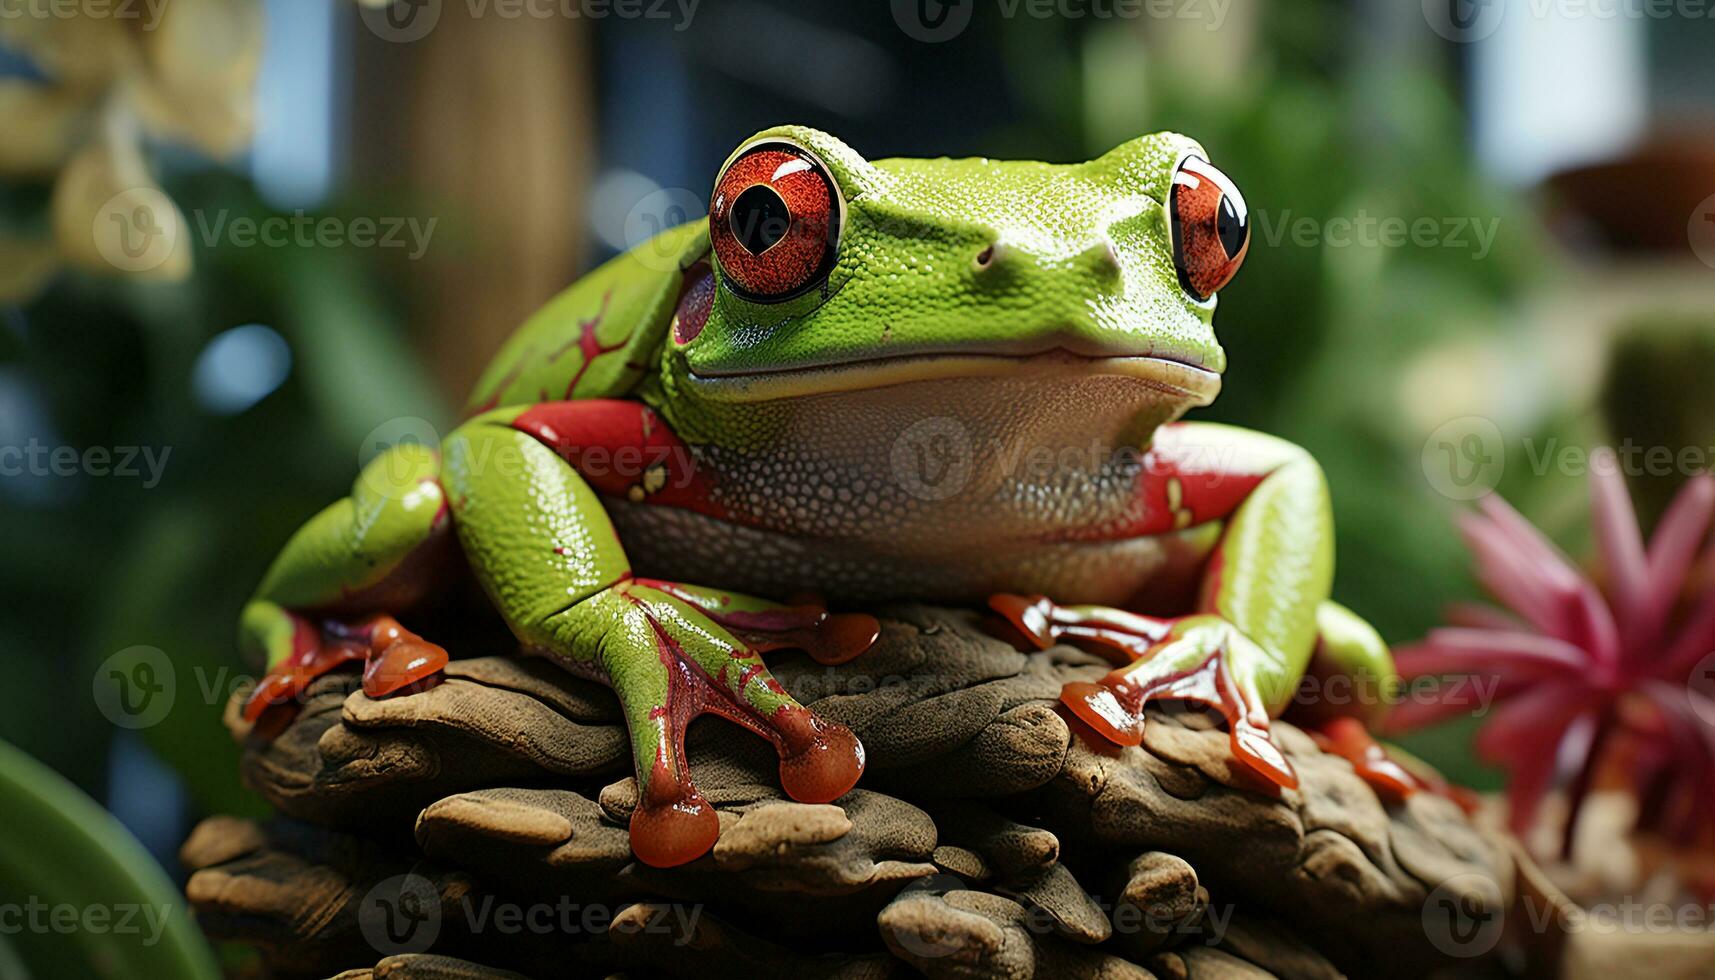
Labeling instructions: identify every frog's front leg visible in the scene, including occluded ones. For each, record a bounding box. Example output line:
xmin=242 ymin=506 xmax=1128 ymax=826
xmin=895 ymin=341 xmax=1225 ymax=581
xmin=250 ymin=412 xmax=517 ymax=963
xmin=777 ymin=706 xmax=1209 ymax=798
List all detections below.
xmin=444 ymin=402 xmax=874 ymax=868
xmin=993 ymin=423 xmax=1396 ymax=791
xmin=240 ymin=442 xmax=455 ymax=725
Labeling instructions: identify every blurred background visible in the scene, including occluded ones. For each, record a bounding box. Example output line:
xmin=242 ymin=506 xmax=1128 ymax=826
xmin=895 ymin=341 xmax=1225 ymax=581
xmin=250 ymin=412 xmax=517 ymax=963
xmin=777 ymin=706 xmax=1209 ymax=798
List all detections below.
xmin=4 ymin=0 xmax=1715 ymax=971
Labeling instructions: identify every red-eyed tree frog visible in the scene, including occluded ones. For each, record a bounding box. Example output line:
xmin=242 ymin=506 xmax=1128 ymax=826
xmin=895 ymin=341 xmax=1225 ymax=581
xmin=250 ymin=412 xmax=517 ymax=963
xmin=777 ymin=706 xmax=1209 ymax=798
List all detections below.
xmin=238 ymin=126 xmax=1403 ymax=868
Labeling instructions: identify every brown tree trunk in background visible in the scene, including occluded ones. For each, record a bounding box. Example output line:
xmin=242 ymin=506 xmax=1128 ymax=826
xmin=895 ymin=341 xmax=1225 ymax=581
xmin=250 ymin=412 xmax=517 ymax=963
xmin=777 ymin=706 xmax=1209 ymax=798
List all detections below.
xmin=351 ymin=6 xmax=593 ymax=400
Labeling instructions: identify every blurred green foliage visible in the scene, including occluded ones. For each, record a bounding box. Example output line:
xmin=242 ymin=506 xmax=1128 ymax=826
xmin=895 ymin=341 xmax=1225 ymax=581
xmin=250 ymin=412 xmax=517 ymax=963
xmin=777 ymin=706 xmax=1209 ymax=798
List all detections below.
xmin=0 ymin=170 xmax=447 ymax=818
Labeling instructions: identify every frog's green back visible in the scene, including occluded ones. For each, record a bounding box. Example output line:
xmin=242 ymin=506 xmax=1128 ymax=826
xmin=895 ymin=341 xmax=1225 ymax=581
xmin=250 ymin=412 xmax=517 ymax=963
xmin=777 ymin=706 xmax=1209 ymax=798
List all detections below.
xmin=464 ymin=221 xmax=709 ymax=415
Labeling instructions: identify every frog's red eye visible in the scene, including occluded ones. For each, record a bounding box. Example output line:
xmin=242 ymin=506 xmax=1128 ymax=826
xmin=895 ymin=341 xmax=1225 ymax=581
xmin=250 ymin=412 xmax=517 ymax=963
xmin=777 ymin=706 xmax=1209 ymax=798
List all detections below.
xmin=709 ymin=143 xmax=841 ymax=303
xmin=1170 ymin=156 xmax=1249 ymax=301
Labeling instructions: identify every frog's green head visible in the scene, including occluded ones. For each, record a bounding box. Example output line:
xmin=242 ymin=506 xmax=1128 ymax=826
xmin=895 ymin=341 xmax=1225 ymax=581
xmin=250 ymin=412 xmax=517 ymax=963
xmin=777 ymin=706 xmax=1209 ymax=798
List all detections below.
xmin=672 ymin=125 xmax=1249 ymax=410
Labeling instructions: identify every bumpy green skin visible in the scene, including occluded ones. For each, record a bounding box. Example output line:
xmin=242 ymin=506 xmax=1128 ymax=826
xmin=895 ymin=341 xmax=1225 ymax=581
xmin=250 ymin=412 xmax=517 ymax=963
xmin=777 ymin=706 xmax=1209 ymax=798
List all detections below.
xmin=243 ymin=125 xmax=1397 ymax=864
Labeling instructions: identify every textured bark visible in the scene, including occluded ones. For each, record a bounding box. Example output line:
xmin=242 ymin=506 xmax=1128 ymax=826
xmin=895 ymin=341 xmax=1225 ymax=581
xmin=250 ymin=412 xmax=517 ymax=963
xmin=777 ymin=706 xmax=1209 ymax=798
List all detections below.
xmin=189 ymin=606 xmax=1513 ymax=978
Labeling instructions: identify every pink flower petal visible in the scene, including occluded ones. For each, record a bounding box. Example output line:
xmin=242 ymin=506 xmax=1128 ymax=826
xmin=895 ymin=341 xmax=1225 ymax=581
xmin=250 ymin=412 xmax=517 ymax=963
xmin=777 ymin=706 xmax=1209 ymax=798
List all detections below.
xmin=1647 ymin=473 xmax=1714 ymax=586
xmin=1474 ymin=683 xmax=1596 ymax=764
xmin=1661 ymin=589 xmax=1715 ymax=682
xmin=1589 ymin=448 xmax=1650 ymax=647
xmin=1459 ymin=509 xmax=1575 ymax=639
xmin=1639 ymin=682 xmax=1715 ymax=842
xmin=1444 ymin=602 xmax=1527 ymax=632
xmin=1475 ymin=685 xmax=1597 ymax=835
xmin=1464 ymin=496 xmax=1621 ymax=668
xmin=1394 ymin=628 xmax=1588 ymax=679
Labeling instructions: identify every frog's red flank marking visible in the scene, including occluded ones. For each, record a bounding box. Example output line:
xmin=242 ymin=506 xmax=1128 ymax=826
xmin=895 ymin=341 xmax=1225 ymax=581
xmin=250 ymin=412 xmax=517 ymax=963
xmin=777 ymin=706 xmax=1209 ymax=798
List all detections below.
xmin=511 ymin=400 xmax=727 ymax=519
xmin=1051 ymin=423 xmax=1271 ymax=543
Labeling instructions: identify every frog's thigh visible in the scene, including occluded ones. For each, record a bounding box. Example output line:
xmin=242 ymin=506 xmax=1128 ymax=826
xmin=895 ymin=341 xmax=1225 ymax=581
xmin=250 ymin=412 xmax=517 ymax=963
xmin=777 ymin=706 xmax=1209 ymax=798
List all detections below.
xmin=252 ymin=442 xmax=449 ymax=611
xmin=1295 ymin=600 xmax=1397 ymax=726
xmin=440 ymin=412 xmax=631 ymax=662
xmin=243 ymin=443 xmax=451 ymax=667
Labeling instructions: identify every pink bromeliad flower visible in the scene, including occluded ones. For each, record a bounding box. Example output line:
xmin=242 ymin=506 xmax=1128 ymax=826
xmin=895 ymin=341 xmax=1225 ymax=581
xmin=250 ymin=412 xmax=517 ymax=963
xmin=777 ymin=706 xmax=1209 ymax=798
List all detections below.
xmin=1390 ymin=450 xmax=1715 ymax=855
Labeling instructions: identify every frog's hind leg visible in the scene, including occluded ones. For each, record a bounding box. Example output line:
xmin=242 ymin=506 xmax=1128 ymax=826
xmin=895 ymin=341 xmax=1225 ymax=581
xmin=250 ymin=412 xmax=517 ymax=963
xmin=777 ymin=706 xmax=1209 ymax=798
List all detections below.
xmin=637 ymin=580 xmax=878 ymax=666
xmin=1290 ymin=602 xmax=1444 ymax=802
xmin=240 ymin=443 xmax=454 ymax=723
xmin=443 ymin=406 xmax=867 ymax=867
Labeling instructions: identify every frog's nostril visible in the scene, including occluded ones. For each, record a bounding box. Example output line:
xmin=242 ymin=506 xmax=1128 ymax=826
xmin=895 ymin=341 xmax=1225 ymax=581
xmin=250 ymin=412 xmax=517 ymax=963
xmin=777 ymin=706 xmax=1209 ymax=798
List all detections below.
xmin=1080 ymin=239 xmax=1122 ymax=280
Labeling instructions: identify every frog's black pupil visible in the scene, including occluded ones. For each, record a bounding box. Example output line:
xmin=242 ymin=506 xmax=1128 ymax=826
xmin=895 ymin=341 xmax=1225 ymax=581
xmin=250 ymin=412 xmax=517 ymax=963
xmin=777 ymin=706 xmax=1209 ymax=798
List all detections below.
xmin=731 ymin=184 xmax=791 ymax=255
xmin=1217 ymin=195 xmax=1246 ymax=258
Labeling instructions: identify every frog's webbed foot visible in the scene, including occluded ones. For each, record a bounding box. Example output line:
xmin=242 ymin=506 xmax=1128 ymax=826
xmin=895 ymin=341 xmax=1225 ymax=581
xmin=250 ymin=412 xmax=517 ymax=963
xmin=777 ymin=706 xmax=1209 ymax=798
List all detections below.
xmin=241 ymin=610 xmax=449 ymax=727
xmin=989 ymin=594 xmax=1297 ymax=790
xmin=1310 ymin=718 xmax=1479 ymax=810
xmin=581 ymin=581 xmax=871 ymax=868
xmin=638 ymin=579 xmax=879 ymax=666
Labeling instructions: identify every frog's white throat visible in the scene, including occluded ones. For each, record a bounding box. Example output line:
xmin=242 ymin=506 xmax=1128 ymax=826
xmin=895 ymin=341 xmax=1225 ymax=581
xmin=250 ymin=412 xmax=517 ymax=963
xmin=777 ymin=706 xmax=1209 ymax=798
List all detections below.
xmin=690 ymin=369 xmax=1206 ymax=501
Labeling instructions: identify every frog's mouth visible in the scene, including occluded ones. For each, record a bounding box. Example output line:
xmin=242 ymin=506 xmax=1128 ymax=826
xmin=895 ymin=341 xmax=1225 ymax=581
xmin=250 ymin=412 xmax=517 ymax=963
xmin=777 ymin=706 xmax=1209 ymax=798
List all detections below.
xmin=683 ymin=348 xmax=1222 ymax=406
